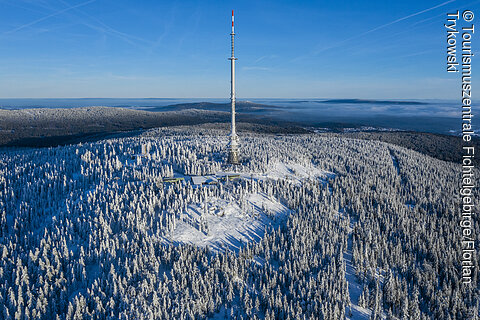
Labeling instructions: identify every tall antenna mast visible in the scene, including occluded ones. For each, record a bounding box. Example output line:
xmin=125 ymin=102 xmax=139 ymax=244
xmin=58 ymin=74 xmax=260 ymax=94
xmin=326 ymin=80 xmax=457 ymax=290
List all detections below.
xmin=228 ymin=10 xmax=240 ymax=164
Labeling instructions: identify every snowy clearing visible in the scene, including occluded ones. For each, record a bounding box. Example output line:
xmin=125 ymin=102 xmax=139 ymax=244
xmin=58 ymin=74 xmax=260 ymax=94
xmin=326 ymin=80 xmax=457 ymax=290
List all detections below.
xmin=166 ymin=161 xmax=332 ymax=252
xmin=167 ymin=192 xmax=290 ymax=252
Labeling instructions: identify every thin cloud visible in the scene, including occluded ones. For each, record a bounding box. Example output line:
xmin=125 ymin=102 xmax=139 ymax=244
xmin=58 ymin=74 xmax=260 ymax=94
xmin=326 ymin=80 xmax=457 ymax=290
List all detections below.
xmin=2 ymin=0 xmax=96 ymax=35
xmin=294 ymin=0 xmax=456 ymax=60
xmin=397 ymin=49 xmax=436 ymax=59
xmin=254 ymin=55 xmax=278 ymax=63
xmin=243 ymin=66 xmax=271 ymax=71
xmin=352 ymin=0 xmax=456 ymax=37
xmin=412 ymin=0 xmax=480 ymax=26
xmin=56 ymin=0 xmax=156 ymax=48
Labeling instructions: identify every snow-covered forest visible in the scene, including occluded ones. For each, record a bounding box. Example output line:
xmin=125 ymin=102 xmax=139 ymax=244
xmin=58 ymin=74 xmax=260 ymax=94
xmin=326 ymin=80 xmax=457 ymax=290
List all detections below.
xmin=0 ymin=126 xmax=478 ymax=319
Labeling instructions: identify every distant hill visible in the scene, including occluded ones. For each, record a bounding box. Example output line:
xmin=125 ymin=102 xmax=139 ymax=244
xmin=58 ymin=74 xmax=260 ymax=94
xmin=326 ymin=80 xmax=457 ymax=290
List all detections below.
xmin=0 ymin=107 xmax=229 ymax=147
xmin=0 ymin=106 xmax=305 ymax=148
xmin=139 ymin=101 xmax=284 ymax=113
xmin=0 ymin=105 xmax=469 ymax=165
xmin=317 ymin=99 xmax=429 ymax=105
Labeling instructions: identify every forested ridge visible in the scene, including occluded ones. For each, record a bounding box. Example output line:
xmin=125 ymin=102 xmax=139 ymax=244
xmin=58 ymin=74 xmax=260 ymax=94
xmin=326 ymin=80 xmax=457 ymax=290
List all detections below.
xmin=0 ymin=126 xmax=478 ymax=319
xmin=322 ymin=131 xmax=479 ymax=164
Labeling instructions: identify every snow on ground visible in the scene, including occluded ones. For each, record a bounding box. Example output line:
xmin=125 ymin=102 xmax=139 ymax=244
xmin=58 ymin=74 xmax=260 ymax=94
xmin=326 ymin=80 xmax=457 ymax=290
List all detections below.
xmin=167 ymin=192 xmax=290 ymax=252
xmin=344 ymin=220 xmax=387 ymax=320
xmin=389 ymin=148 xmax=400 ymax=175
xmin=219 ymin=162 xmax=335 ymax=185
xmin=344 ymin=222 xmax=371 ymax=320
xmin=164 ymin=162 xmax=333 ymax=252
xmin=165 ymin=162 xmax=332 ymax=252
xmin=343 ymin=215 xmax=386 ymax=320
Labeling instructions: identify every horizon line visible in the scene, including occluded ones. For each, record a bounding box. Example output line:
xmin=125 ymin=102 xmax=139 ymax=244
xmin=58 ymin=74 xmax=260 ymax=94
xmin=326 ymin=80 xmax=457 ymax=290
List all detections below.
xmin=0 ymin=97 xmax=456 ymax=101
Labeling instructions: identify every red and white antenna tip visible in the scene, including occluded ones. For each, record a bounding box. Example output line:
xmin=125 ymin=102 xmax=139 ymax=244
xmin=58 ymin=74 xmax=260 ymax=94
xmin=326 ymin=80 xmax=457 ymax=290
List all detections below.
xmin=231 ymin=10 xmax=234 ymax=29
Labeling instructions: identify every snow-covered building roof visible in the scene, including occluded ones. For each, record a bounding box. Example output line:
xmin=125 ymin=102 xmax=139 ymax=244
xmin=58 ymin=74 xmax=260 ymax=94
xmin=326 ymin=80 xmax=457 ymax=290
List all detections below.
xmin=191 ymin=175 xmax=218 ymax=185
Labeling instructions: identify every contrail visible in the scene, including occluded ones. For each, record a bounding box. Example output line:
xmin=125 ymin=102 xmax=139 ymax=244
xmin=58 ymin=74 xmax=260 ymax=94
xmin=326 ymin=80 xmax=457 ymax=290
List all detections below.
xmin=308 ymin=0 xmax=456 ymax=56
xmin=55 ymin=0 xmax=155 ymax=47
xmin=3 ymin=0 xmax=96 ymax=35
xmin=357 ymin=0 xmax=456 ymax=36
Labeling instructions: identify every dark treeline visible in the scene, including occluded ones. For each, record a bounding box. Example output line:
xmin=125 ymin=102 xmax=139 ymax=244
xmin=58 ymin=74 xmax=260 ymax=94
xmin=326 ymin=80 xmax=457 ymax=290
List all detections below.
xmin=323 ymin=131 xmax=477 ymax=164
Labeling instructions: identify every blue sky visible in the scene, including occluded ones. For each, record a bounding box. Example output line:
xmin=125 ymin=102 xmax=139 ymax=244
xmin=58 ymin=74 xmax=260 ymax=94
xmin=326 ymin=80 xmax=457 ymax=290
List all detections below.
xmin=0 ymin=0 xmax=478 ymax=99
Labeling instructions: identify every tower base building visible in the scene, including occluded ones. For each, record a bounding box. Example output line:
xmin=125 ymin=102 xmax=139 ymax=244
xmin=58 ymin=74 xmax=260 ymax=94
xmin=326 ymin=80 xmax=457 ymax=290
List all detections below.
xmin=228 ymin=136 xmax=240 ymax=164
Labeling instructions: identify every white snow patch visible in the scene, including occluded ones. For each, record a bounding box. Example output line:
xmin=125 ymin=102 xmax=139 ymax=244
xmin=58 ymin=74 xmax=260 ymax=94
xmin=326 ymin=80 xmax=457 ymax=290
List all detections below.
xmin=167 ymin=192 xmax=289 ymax=252
xmin=166 ymin=162 xmax=331 ymax=252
